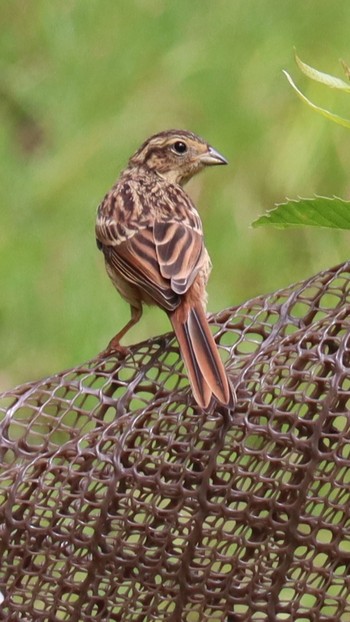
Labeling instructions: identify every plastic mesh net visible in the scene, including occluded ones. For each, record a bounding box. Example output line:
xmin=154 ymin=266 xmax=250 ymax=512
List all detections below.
xmin=1 ymin=261 xmax=350 ymax=621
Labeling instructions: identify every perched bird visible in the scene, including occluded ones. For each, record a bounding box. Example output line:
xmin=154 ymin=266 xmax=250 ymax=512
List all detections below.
xmin=96 ymin=129 xmax=234 ymax=409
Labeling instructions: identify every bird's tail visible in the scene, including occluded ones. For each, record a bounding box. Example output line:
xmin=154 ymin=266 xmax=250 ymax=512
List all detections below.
xmin=169 ymin=302 xmax=235 ymax=409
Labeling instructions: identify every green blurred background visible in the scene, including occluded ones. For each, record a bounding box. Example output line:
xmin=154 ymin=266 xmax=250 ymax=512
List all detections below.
xmin=1 ymin=0 xmax=350 ymax=390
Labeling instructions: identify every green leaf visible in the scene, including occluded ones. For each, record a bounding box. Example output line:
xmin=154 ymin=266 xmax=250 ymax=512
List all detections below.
xmin=295 ymin=52 xmax=350 ymax=92
xmin=252 ymin=196 xmax=350 ymax=230
xmin=283 ymin=71 xmax=350 ymax=129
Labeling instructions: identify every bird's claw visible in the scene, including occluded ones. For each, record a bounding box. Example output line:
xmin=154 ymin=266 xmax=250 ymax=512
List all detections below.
xmin=98 ymin=340 xmax=132 ymax=360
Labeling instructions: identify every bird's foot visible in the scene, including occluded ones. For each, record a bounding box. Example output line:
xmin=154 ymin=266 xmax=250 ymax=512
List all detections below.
xmin=98 ymin=337 xmax=132 ymax=360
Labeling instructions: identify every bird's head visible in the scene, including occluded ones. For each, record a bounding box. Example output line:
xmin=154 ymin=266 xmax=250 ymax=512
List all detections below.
xmin=128 ymin=129 xmax=227 ymax=185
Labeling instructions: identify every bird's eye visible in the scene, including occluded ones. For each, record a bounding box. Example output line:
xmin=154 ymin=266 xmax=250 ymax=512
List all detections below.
xmin=172 ymin=141 xmax=188 ymax=154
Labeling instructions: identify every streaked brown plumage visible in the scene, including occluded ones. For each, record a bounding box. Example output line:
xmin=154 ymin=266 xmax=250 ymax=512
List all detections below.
xmin=96 ymin=129 xmax=235 ymax=409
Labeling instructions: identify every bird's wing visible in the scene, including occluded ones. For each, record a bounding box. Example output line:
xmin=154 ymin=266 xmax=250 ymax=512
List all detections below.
xmin=97 ymin=221 xmax=205 ymax=312
xmin=153 ymin=220 xmax=204 ymax=295
xmin=101 ymin=226 xmax=179 ymax=311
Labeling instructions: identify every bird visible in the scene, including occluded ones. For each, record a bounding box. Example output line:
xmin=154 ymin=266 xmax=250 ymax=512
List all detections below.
xmin=95 ymin=129 xmax=235 ymax=409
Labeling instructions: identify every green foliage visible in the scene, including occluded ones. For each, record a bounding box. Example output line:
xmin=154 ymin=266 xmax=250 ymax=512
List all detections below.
xmin=284 ymin=53 xmax=350 ymax=128
xmin=256 ymin=53 xmax=350 ymax=231
xmin=1 ymin=1 xmax=350 ymax=389
xmin=253 ymin=196 xmax=350 ymax=229
xmin=294 ymin=52 xmax=350 ymax=92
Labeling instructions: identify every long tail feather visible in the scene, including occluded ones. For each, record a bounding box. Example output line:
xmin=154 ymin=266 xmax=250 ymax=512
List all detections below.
xmin=170 ymin=302 xmax=234 ymax=409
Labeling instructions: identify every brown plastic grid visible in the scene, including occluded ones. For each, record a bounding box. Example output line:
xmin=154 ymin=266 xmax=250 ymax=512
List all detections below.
xmin=1 ymin=261 xmax=350 ymax=621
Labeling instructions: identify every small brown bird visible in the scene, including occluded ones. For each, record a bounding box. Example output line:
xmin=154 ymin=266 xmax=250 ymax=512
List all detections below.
xmin=96 ymin=129 xmax=234 ymax=409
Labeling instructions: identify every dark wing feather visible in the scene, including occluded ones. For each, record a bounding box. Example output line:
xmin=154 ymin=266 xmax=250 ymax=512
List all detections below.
xmin=98 ymin=216 xmax=205 ymax=311
xmin=105 ymin=227 xmax=179 ymax=311
xmin=154 ymin=221 xmax=204 ymax=295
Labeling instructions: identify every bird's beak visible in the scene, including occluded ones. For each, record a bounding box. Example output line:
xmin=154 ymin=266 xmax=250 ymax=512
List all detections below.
xmin=200 ymin=145 xmax=228 ymax=166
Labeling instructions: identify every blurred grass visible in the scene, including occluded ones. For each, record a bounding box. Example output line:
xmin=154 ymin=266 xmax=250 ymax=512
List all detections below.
xmin=1 ymin=0 xmax=350 ymax=390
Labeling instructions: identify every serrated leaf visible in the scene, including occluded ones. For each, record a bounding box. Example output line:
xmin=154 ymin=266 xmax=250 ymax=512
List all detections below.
xmin=252 ymin=196 xmax=350 ymax=230
xmin=283 ymin=71 xmax=350 ymax=129
xmin=295 ymin=52 xmax=350 ymax=91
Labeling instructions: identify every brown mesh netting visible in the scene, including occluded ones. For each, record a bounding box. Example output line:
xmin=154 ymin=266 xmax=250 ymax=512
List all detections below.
xmin=1 ymin=261 xmax=350 ymax=621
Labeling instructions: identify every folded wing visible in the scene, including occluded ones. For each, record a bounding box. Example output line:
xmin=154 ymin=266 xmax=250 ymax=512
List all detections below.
xmin=97 ymin=221 xmax=205 ymax=312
